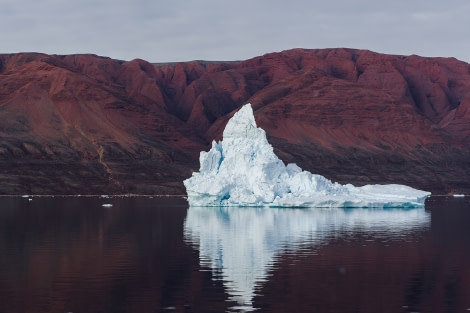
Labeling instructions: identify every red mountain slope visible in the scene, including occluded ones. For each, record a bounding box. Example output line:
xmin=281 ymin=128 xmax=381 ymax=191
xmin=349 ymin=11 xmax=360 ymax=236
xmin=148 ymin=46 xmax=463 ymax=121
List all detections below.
xmin=0 ymin=49 xmax=469 ymax=194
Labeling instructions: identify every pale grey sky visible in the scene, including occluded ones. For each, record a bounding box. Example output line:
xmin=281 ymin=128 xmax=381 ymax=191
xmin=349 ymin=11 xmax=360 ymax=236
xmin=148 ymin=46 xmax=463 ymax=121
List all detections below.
xmin=1 ymin=0 xmax=469 ymax=63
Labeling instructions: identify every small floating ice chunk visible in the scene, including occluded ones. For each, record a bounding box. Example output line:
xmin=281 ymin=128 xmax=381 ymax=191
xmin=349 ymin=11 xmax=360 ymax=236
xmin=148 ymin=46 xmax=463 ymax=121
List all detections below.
xmin=184 ymin=103 xmax=431 ymax=207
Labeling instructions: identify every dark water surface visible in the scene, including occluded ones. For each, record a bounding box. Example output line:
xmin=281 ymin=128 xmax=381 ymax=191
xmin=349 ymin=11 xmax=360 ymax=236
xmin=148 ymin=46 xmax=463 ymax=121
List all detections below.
xmin=0 ymin=196 xmax=469 ymax=313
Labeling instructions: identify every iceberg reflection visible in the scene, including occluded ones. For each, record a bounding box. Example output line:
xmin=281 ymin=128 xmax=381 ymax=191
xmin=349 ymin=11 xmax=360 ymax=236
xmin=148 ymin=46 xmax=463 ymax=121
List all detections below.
xmin=184 ymin=206 xmax=430 ymax=311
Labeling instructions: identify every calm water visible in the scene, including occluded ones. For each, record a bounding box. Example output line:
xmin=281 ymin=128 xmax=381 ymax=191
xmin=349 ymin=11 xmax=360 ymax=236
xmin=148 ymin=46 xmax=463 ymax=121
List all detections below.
xmin=0 ymin=196 xmax=469 ymax=313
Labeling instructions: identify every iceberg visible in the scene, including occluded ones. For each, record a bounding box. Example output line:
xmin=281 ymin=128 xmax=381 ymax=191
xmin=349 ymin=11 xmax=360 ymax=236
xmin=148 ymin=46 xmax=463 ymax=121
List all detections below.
xmin=184 ymin=103 xmax=431 ymax=207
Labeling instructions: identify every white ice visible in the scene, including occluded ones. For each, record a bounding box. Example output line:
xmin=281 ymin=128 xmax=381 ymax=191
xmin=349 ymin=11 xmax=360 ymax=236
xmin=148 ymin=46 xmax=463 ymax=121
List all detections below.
xmin=184 ymin=103 xmax=431 ymax=207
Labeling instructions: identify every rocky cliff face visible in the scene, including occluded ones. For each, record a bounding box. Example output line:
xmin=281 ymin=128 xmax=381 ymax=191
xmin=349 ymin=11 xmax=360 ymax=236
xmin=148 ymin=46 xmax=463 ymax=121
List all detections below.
xmin=1 ymin=48 xmax=469 ymax=194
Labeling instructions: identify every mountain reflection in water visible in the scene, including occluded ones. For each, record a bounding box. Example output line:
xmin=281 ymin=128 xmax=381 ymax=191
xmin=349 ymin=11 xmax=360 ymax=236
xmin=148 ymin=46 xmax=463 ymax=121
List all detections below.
xmin=184 ymin=206 xmax=430 ymax=311
xmin=2 ymin=197 xmax=470 ymax=313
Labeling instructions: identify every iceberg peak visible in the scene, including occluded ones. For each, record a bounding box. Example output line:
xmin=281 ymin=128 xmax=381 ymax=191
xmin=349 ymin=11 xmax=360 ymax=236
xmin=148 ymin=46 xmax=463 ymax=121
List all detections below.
xmin=184 ymin=103 xmax=430 ymax=207
xmin=222 ymin=103 xmax=258 ymax=139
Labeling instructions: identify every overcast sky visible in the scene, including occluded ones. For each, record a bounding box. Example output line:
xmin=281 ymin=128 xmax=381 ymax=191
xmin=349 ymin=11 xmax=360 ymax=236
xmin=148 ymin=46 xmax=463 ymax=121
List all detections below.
xmin=2 ymin=0 xmax=470 ymax=63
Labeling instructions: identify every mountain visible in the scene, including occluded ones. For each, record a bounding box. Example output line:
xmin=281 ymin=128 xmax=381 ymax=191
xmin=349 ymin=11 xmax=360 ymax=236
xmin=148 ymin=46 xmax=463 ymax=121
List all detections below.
xmin=0 ymin=48 xmax=469 ymax=195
